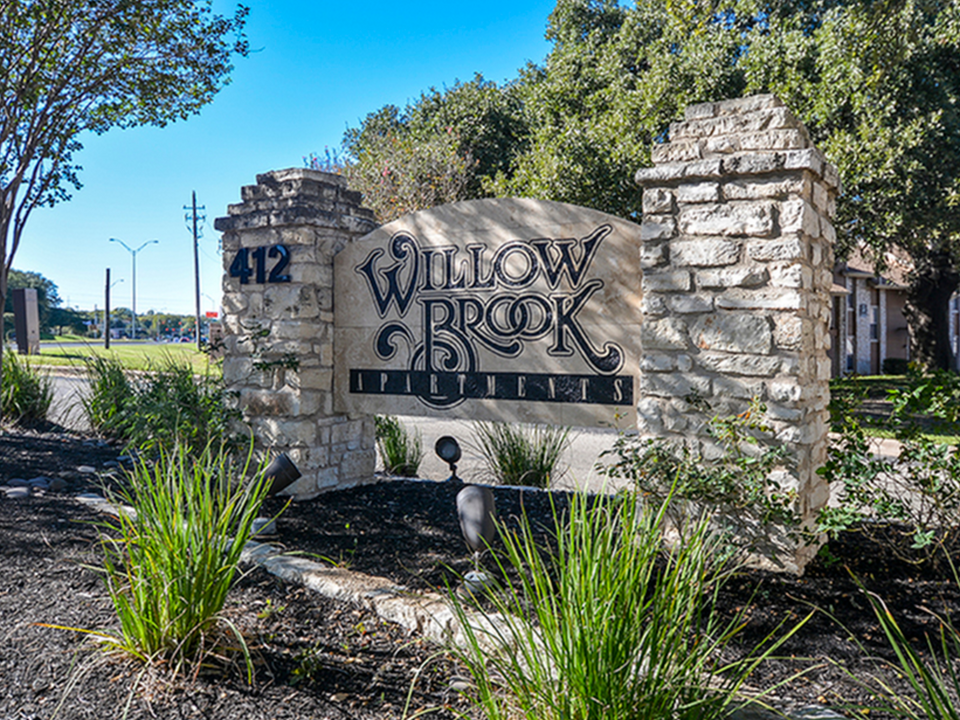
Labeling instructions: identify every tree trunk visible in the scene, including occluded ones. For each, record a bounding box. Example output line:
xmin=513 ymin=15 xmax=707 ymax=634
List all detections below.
xmin=904 ymin=250 xmax=960 ymax=372
xmin=0 ymin=263 xmax=7 ymax=419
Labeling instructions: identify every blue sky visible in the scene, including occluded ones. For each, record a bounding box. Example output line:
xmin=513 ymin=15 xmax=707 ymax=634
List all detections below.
xmin=14 ymin=0 xmax=556 ymax=316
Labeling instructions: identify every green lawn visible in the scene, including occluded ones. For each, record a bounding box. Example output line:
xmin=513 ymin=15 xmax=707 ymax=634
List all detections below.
xmin=20 ymin=340 xmax=217 ymax=374
xmin=829 ymin=374 xmax=909 ymax=399
xmin=862 ymin=426 xmax=960 ymax=445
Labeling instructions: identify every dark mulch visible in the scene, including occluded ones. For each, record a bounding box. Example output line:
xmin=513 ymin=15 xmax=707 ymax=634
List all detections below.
xmin=3 ymin=425 xmax=959 ymax=719
xmin=1 ymin=428 xmax=473 ymax=720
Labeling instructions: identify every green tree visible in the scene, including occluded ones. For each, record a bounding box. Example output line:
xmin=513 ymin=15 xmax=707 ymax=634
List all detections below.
xmin=504 ymin=0 xmax=960 ymax=370
xmin=48 ymin=305 xmax=87 ymax=335
xmin=492 ymin=0 xmax=749 ymax=218
xmin=0 ymin=0 xmax=248 ymax=370
xmin=736 ymin=0 xmax=960 ymax=370
xmin=3 ymin=268 xmax=61 ymax=334
xmin=338 ymin=75 xmax=527 ymax=222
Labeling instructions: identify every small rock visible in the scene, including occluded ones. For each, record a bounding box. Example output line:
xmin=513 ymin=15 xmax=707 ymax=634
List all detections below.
xmin=728 ymin=704 xmax=781 ymax=720
xmin=77 ymin=465 xmax=97 ymax=474
xmin=447 ymin=676 xmax=472 ymax=693
xmin=103 ymin=461 xmax=119 ymax=469
xmin=28 ymin=477 xmax=51 ymax=490
xmin=7 ymin=478 xmax=29 ymax=487
xmin=48 ymin=478 xmax=68 ymax=492
xmin=791 ymin=707 xmax=847 ymax=720
xmin=31 ymin=677 xmax=49 ymax=693
xmin=3 ymin=487 xmax=31 ymax=499
xmin=252 ymin=517 xmax=277 ymax=536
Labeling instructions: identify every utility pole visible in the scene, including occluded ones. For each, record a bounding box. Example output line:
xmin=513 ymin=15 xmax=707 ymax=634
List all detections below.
xmin=104 ymin=269 xmax=111 ymax=350
xmin=184 ymin=191 xmax=206 ymax=351
xmin=103 ymin=274 xmax=122 ymax=348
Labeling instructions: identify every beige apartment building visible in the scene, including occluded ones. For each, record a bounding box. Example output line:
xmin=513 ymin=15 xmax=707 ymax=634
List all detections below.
xmin=829 ymin=251 xmax=960 ymax=376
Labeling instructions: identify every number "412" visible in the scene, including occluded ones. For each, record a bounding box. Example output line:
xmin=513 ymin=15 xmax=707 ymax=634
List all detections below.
xmin=229 ymin=244 xmax=291 ymax=284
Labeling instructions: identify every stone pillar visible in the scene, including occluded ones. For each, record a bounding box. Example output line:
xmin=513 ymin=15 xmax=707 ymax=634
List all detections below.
xmin=635 ymin=95 xmax=840 ymax=571
xmin=214 ymin=169 xmax=379 ymax=498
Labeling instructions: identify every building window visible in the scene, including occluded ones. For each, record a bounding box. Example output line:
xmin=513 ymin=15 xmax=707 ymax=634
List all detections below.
xmin=870 ymin=306 xmax=879 ymax=340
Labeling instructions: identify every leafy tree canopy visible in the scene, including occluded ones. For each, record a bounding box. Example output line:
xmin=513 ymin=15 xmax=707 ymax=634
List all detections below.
xmin=338 ymin=75 xmax=527 ymax=222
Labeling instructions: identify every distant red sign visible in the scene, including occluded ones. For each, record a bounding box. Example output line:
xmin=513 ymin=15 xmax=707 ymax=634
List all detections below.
xmin=205 ymin=311 xmax=219 ymax=319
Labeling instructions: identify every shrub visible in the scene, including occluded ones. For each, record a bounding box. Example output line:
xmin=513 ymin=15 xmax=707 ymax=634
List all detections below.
xmin=882 ymin=357 xmax=909 ymax=375
xmin=128 ymin=356 xmax=242 ymax=454
xmin=95 ymin=443 xmax=271 ymax=677
xmin=82 ymin=354 xmax=242 ymax=454
xmin=471 ymin=421 xmax=570 ymax=488
xmin=600 ymin=399 xmax=800 ymax=557
xmin=375 ymin=415 xmax=423 ymax=477
xmin=0 ymin=350 xmax=52 ymax=425
xmin=449 ymin=490 xmax=797 ymax=720
xmin=818 ymin=369 xmax=960 ymax=564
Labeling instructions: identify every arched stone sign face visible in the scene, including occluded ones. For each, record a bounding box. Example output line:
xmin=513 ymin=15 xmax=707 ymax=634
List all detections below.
xmin=333 ymin=199 xmax=642 ymax=427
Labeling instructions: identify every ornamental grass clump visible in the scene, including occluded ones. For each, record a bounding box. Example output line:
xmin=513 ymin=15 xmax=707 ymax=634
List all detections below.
xmin=449 ymin=489 xmax=795 ymax=720
xmin=832 ymin=562 xmax=960 ymax=720
xmin=80 ymin=354 xmax=132 ymax=434
xmin=95 ymin=443 xmax=270 ymax=677
xmin=375 ymin=414 xmax=424 ymax=477
xmin=472 ymin=421 xmax=571 ymax=488
xmin=0 ymin=350 xmax=52 ymax=425
xmin=862 ymin=589 xmax=960 ymax=720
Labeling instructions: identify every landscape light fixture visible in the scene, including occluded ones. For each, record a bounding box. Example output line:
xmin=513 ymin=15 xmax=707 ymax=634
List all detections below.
xmin=109 ymin=238 xmax=158 ymax=340
xmin=263 ymin=452 xmax=301 ymax=496
xmin=435 ymin=436 xmax=462 ymax=483
xmin=455 ymin=483 xmax=498 ymax=597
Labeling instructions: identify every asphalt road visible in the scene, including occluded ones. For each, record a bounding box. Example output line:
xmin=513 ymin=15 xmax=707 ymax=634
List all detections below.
xmin=49 ymin=372 xmax=91 ymax=432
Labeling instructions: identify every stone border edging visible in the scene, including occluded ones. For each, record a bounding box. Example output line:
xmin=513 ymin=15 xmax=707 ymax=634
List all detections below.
xmin=73 ymin=491 xmax=511 ymax=651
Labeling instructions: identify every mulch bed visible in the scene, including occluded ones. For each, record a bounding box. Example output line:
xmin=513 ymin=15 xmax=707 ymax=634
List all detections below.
xmin=3 ymin=425 xmax=959 ymax=719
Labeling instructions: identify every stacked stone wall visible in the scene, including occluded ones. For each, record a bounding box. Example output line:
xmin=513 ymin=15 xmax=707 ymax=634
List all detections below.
xmin=635 ymin=95 xmax=840 ymax=569
xmin=214 ymin=169 xmax=379 ymax=498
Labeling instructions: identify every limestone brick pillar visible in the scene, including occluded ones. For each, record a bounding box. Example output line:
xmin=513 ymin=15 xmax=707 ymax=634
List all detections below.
xmin=214 ymin=169 xmax=379 ymax=497
xmin=635 ymin=95 xmax=840 ymax=571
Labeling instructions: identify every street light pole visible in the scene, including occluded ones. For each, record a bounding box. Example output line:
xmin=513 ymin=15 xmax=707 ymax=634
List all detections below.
xmin=110 ymin=238 xmax=158 ymax=340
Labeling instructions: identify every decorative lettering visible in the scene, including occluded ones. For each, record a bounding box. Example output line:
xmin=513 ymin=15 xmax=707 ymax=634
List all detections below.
xmin=351 ymin=225 xmax=628 ymax=408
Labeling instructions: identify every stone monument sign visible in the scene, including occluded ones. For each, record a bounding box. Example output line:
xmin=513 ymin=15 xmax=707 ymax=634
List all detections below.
xmin=333 ymin=199 xmax=641 ymax=427
xmin=217 ymin=93 xmax=838 ymax=573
